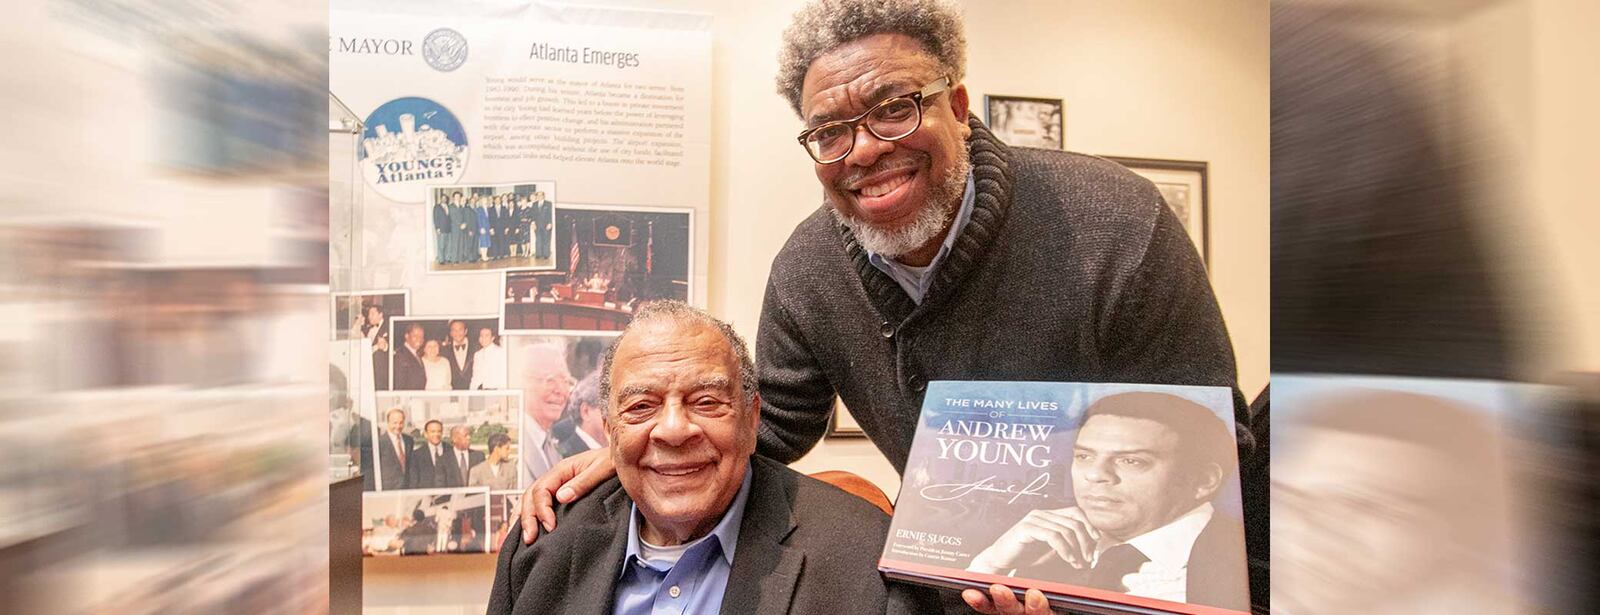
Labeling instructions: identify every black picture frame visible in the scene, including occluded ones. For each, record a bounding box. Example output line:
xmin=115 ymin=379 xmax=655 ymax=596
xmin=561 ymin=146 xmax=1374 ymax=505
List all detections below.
xmin=983 ymin=95 xmax=1064 ymax=150
xmin=1102 ymin=156 xmax=1210 ymax=265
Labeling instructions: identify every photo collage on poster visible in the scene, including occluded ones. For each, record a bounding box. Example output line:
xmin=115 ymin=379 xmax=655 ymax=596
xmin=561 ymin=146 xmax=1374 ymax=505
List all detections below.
xmin=351 ymin=184 xmax=695 ymax=556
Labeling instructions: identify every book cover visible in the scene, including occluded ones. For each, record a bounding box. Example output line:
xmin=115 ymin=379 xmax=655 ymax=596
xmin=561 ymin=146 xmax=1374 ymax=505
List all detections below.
xmin=880 ymin=381 xmax=1248 ymax=614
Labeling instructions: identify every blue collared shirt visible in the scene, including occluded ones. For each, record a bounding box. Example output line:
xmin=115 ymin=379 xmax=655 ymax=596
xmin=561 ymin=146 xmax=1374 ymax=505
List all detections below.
xmin=613 ymin=467 xmax=753 ymax=615
xmin=866 ymin=171 xmax=977 ymax=304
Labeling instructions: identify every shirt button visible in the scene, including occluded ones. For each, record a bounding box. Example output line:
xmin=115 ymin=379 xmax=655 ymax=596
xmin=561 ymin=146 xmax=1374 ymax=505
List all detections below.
xmin=879 ymin=322 xmax=895 ymax=338
xmin=668 ymin=585 xmax=681 ymax=598
xmin=909 ymin=376 xmax=925 ymax=392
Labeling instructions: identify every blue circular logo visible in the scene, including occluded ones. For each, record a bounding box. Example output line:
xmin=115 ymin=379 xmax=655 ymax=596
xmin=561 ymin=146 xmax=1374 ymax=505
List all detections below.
xmin=422 ymin=28 xmax=468 ymax=72
xmin=359 ymin=96 xmax=469 ymax=203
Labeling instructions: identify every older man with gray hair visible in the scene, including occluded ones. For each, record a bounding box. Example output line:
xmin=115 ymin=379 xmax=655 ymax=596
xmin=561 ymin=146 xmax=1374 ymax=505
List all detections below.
xmin=523 ymin=0 xmax=1248 ymax=610
xmin=553 ymin=373 xmax=608 ymax=458
xmin=488 ymin=300 xmax=938 ymax=614
xmin=514 ymin=339 xmax=576 ymax=484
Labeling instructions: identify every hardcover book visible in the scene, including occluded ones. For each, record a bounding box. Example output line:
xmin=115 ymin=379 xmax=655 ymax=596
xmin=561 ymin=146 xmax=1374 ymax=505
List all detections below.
xmin=880 ymin=381 xmax=1249 ymax=614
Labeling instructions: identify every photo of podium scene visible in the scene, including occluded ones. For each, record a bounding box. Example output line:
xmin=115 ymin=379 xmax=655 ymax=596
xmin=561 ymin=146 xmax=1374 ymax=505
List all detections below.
xmin=502 ymin=205 xmax=692 ymax=334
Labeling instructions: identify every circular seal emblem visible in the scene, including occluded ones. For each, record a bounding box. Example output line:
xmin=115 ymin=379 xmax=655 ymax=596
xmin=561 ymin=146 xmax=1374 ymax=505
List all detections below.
xmin=422 ymin=28 xmax=468 ymax=72
xmin=359 ymin=96 xmax=469 ymax=203
xmin=605 ymin=225 xmax=622 ymax=241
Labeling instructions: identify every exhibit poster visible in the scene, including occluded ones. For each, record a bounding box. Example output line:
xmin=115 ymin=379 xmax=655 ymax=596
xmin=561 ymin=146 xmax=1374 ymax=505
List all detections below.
xmin=883 ymin=381 xmax=1249 ymax=614
xmin=332 ymin=0 xmax=712 ymax=555
xmin=331 ymin=0 xmax=710 ymax=303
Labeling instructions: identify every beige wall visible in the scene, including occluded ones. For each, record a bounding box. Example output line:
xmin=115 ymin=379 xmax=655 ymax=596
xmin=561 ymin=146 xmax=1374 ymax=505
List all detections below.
xmin=362 ymin=1 xmax=1268 ymax=612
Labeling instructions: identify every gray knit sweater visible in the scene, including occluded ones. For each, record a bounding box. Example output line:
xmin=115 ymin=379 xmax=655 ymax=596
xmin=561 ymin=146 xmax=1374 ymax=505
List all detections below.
xmin=755 ymin=118 xmax=1247 ymax=474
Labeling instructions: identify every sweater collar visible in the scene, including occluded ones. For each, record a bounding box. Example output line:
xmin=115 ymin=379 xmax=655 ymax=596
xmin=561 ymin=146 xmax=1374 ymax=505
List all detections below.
xmin=835 ymin=116 xmax=1015 ymax=322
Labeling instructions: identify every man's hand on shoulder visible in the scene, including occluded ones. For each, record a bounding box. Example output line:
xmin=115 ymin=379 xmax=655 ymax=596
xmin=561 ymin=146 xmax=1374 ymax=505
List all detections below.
xmin=518 ymin=447 xmax=616 ymax=544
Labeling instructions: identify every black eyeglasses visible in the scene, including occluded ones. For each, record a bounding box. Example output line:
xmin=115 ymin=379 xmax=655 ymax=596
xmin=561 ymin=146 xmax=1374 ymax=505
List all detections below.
xmin=797 ymin=77 xmax=951 ymax=164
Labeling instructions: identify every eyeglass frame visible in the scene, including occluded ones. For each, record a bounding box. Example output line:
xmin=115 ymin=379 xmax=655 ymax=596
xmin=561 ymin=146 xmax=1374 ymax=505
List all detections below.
xmin=795 ymin=77 xmax=953 ymax=164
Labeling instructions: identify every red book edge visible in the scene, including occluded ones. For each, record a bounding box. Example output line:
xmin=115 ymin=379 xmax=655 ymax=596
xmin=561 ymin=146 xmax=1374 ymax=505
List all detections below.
xmin=879 ymin=558 xmax=1249 ymax=615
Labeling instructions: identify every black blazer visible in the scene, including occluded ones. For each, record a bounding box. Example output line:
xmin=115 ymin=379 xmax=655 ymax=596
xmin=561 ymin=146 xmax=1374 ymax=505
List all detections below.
xmin=433 ymin=203 xmax=450 ymax=232
xmin=438 ymin=446 xmax=485 ymax=488
xmin=406 ymin=442 xmax=448 ymax=489
xmin=375 ymin=432 xmax=414 ymax=490
xmin=487 ymin=455 xmax=939 ymax=615
xmin=391 ymin=345 xmax=426 ymax=391
xmin=550 ymin=417 xmax=597 ymax=459
xmin=1015 ymin=510 xmax=1249 ymax=612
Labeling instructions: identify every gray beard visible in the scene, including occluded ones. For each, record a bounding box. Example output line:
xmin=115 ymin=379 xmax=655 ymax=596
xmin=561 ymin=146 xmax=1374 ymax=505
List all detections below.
xmin=830 ymin=154 xmax=972 ymax=259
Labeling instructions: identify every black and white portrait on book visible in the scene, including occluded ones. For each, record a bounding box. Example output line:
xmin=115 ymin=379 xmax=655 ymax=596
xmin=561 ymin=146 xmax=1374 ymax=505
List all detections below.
xmin=963 ymin=391 xmax=1248 ymax=612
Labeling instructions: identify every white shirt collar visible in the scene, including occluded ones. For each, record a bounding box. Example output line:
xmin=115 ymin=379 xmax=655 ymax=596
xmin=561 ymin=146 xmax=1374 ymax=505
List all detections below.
xmin=575 ymin=427 xmax=603 ymax=450
xmin=1122 ymin=502 xmax=1214 ymax=568
xmin=526 ymin=420 xmax=550 ymax=446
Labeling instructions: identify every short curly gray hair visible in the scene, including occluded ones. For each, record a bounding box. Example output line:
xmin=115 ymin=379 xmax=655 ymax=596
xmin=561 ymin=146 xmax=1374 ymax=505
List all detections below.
xmin=598 ymin=300 xmax=758 ymax=413
xmin=776 ymin=0 xmax=967 ymax=117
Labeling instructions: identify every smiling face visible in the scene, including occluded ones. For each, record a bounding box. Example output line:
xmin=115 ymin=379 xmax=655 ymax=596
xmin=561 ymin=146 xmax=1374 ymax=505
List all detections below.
xmin=385 ymin=409 xmax=406 ymax=436
xmin=800 ymin=33 xmax=971 ymax=262
xmin=1070 ymin=414 xmax=1203 ymax=542
xmin=517 ymin=344 xmax=573 ymax=430
xmin=423 ymin=421 xmax=444 ymax=445
xmin=607 ymin=319 xmax=758 ymax=545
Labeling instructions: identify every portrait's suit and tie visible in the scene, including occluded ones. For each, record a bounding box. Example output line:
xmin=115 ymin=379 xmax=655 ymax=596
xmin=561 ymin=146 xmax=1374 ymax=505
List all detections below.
xmin=376 ymin=431 xmax=414 ymax=490
xmin=439 ymin=445 xmax=486 ymax=489
xmin=1014 ymin=512 xmax=1249 ymax=612
xmin=532 ymin=199 xmax=554 ymax=260
xmin=406 ymin=441 xmax=449 ymax=489
xmin=432 ymin=201 xmax=450 ymax=264
xmin=444 ymin=339 xmax=476 ymax=390
xmin=391 ymin=344 xmax=426 ymax=391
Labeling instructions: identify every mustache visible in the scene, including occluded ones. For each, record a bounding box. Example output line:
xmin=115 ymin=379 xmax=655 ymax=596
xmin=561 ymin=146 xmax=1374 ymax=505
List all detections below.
xmin=834 ymin=152 xmax=928 ymax=191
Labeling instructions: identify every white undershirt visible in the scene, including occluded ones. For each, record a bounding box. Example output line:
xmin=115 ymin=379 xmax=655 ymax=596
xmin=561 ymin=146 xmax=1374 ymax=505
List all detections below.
xmin=639 ymin=533 xmax=706 ymax=568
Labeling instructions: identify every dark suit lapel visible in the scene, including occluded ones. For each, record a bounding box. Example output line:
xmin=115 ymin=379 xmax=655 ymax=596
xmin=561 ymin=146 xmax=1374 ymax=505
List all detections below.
xmin=1185 ymin=513 xmax=1249 ymax=612
xmin=563 ymin=487 xmax=634 ymax=614
xmin=720 ymin=458 xmax=803 ymax=615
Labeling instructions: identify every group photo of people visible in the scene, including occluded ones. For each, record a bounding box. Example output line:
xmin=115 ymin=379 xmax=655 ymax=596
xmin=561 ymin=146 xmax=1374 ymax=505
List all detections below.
xmin=362 ymin=490 xmax=488 ymax=556
xmin=428 ymin=182 xmax=557 ymax=273
xmin=502 ymin=205 xmax=692 ymax=334
xmin=365 ymin=391 xmax=521 ymax=492
xmin=502 ymin=334 xmax=613 ymax=486
xmin=381 ymin=316 xmax=505 ymax=392
xmin=332 ymin=290 xmax=407 ymax=342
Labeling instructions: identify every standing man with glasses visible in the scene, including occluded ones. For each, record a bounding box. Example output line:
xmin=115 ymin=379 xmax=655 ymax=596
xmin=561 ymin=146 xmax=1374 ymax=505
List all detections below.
xmin=521 ymin=1 xmax=1252 ymax=611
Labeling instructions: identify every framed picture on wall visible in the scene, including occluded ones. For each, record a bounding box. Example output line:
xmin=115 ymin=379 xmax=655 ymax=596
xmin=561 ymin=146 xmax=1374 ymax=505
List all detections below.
xmin=828 ymin=398 xmax=866 ymax=438
xmin=1103 ymin=156 xmax=1209 ymax=264
xmin=984 ymin=95 xmax=1064 ymax=150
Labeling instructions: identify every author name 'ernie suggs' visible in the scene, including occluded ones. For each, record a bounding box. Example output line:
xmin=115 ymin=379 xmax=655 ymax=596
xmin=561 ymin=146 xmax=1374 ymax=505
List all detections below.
xmin=894 ymin=529 xmax=964 ymax=546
